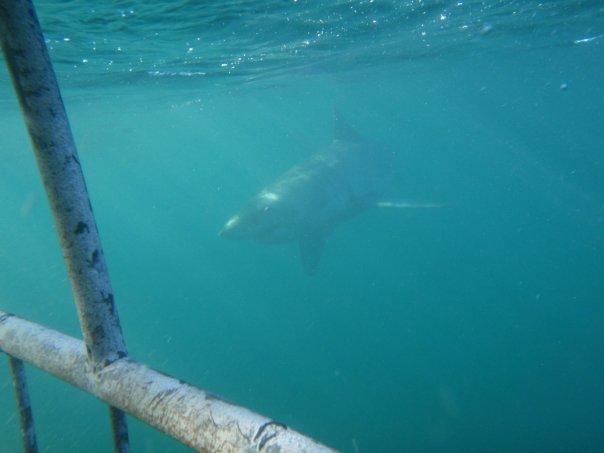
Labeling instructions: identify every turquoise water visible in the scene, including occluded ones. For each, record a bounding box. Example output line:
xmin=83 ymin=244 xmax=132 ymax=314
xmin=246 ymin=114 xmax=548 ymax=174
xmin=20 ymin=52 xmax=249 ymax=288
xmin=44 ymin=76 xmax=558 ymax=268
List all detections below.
xmin=1 ymin=1 xmax=603 ymax=451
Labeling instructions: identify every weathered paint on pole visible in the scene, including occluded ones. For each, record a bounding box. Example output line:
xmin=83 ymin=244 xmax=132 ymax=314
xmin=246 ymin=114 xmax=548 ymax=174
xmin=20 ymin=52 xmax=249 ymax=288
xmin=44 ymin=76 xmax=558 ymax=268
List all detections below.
xmin=7 ymin=355 xmax=38 ymax=453
xmin=0 ymin=312 xmax=335 ymax=453
xmin=0 ymin=1 xmax=129 ymax=451
xmin=0 ymin=0 xmax=126 ymax=372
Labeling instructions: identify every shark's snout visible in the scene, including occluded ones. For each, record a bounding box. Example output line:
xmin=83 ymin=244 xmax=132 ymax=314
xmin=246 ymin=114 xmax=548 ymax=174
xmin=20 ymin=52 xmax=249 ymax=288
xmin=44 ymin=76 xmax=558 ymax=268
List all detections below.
xmin=219 ymin=214 xmax=241 ymax=239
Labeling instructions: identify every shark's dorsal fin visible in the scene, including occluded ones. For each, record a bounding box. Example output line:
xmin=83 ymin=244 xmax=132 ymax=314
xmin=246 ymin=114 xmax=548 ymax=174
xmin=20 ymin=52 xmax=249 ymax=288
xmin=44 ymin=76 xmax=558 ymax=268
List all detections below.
xmin=299 ymin=231 xmax=327 ymax=275
xmin=334 ymin=109 xmax=361 ymax=142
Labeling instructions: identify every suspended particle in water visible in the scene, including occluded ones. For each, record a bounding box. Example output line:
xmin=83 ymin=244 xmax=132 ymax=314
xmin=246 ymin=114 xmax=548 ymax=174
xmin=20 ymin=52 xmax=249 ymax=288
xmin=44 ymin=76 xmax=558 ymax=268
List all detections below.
xmin=560 ymin=82 xmax=568 ymax=91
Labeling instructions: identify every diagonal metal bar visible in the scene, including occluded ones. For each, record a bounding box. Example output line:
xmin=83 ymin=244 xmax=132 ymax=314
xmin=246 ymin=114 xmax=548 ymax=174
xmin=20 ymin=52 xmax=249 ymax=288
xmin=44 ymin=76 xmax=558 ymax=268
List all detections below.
xmin=0 ymin=0 xmax=127 ymax=374
xmin=0 ymin=1 xmax=129 ymax=451
xmin=0 ymin=312 xmax=335 ymax=452
xmin=7 ymin=355 xmax=38 ymax=453
xmin=0 ymin=2 xmax=335 ymax=452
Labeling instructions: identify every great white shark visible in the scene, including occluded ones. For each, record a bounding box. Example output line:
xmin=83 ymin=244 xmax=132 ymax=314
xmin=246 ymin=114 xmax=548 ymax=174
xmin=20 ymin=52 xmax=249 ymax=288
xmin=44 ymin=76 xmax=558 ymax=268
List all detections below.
xmin=220 ymin=113 xmax=440 ymax=274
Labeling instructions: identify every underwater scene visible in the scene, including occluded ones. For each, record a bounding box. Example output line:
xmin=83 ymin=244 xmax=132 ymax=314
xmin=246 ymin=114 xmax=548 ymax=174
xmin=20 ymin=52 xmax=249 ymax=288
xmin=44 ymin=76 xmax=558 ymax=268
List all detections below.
xmin=1 ymin=0 xmax=603 ymax=451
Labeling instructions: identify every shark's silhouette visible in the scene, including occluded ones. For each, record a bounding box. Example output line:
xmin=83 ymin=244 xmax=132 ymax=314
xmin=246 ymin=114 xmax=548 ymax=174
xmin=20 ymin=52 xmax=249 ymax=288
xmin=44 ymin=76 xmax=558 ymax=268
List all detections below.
xmin=220 ymin=113 xmax=440 ymax=274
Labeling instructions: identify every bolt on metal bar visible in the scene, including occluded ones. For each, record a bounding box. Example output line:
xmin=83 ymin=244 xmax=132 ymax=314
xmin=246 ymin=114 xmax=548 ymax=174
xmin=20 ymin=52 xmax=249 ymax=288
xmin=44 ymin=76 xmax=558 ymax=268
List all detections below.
xmin=0 ymin=1 xmax=129 ymax=451
xmin=0 ymin=312 xmax=335 ymax=452
xmin=7 ymin=355 xmax=38 ymax=453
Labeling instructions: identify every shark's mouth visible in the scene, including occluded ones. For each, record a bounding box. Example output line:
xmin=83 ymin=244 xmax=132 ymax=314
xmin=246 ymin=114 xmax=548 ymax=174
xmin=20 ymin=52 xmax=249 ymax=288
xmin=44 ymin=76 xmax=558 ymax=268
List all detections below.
xmin=254 ymin=225 xmax=295 ymax=243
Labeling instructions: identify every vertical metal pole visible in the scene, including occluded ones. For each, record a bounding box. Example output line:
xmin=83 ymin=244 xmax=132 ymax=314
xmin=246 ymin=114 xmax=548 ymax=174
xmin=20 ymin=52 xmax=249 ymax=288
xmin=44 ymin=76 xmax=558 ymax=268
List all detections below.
xmin=0 ymin=1 xmax=129 ymax=451
xmin=109 ymin=406 xmax=130 ymax=452
xmin=8 ymin=355 xmax=38 ymax=453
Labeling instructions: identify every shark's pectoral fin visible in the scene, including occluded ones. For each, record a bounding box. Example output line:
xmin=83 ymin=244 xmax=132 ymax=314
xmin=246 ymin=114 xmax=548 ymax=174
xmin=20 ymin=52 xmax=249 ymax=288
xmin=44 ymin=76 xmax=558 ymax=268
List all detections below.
xmin=377 ymin=201 xmax=445 ymax=209
xmin=299 ymin=231 xmax=327 ymax=275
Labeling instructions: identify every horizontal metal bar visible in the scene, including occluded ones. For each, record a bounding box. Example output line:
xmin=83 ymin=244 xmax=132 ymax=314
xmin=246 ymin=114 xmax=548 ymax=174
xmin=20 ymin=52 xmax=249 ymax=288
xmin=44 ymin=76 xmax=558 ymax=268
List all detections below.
xmin=0 ymin=312 xmax=334 ymax=453
xmin=8 ymin=355 xmax=38 ymax=453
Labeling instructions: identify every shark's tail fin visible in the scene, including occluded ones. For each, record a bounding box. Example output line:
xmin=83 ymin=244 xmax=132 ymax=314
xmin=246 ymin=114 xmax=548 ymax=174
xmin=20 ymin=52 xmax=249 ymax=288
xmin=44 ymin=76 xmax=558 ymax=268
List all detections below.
xmin=377 ymin=201 xmax=445 ymax=209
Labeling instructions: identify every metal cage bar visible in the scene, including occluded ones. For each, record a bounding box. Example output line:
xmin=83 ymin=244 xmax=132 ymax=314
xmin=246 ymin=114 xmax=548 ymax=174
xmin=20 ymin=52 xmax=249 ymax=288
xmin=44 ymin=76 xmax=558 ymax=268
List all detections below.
xmin=0 ymin=312 xmax=333 ymax=452
xmin=0 ymin=0 xmax=130 ymax=450
xmin=0 ymin=0 xmax=128 ymax=371
xmin=7 ymin=355 xmax=38 ymax=453
xmin=0 ymin=0 xmax=334 ymax=451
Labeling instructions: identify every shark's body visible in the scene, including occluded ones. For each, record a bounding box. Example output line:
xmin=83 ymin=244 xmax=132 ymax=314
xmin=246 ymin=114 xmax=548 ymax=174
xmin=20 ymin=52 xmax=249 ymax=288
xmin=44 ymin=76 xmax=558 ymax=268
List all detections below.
xmin=220 ymin=114 xmax=395 ymax=274
xmin=220 ymin=118 xmax=393 ymax=273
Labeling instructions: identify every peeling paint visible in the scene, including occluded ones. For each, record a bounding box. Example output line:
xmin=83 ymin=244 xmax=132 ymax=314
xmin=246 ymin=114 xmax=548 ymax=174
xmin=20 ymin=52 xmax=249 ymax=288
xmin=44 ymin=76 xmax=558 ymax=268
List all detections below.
xmin=0 ymin=312 xmax=335 ymax=452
